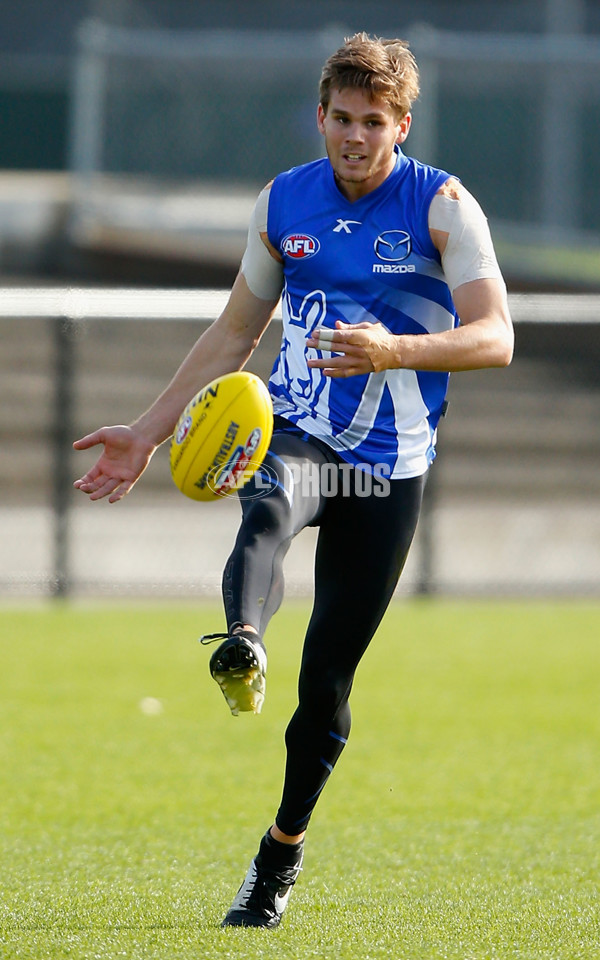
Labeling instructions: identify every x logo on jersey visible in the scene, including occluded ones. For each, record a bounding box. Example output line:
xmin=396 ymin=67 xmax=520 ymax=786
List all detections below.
xmin=333 ymin=219 xmax=362 ymax=233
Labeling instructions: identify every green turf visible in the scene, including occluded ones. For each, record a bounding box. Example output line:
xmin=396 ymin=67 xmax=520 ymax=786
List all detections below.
xmin=1 ymin=600 xmax=599 ymax=959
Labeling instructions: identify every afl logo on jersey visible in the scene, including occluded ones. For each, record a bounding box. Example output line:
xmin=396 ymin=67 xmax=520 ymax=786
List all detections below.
xmin=282 ymin=234 xmax=321 ymax=259
xmin=374 ymin=230 xmax=412 ymax=262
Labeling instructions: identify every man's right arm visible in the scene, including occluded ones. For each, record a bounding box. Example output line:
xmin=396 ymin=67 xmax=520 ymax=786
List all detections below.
xmin=73 ymin=270 xmax=280 ymax=502
xmin=133 ymin=271 xmax=279 ymax=446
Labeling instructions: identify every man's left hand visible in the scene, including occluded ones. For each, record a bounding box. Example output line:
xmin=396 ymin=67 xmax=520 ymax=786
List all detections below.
xmin=306 ymin=321 xmax=398 ymax=377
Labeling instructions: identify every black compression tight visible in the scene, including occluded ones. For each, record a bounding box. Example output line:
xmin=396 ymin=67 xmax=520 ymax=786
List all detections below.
xmin=222 ymin=427 xmax=426 ymax=835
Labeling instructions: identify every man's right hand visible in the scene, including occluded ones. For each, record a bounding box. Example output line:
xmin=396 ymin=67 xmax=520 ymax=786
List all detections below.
xmin=73 ymin=425 xmax=157 ymax=503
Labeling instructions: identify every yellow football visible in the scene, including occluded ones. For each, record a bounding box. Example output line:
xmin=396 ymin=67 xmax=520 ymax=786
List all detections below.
xmin=170 ymin=371 xmax=273 ymax=501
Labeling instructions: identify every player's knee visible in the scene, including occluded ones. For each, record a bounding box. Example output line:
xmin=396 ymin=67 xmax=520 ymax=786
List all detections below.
xmin=242 ymin=488 xmax=293 ymax=540
xmin=297 ymin=663 xmax=350 ymax=724
xmin=285 ymin=670 xmax=351 ymax=755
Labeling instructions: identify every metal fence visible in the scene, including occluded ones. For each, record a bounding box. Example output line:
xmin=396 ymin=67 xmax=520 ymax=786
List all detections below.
xmin=69 ymin=23 xmax=600 ymax=242
xmin=1 ymin=288 xmax=598 ymax=599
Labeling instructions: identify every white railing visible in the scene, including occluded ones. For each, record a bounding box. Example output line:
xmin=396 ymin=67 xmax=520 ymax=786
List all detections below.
xmin=2 ymin=289 xmax=599 ymax=598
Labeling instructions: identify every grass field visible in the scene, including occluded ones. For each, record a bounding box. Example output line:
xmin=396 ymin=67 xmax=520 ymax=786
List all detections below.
xmin=1 ymin=600 xmax=599 ymax=960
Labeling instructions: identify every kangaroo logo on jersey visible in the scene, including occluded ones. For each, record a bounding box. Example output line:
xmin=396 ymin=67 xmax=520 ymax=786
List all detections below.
xmin=282 ymin=234 xmax=320 ymax=259
xmin=374 ymin=230 xmax=412 ymax=262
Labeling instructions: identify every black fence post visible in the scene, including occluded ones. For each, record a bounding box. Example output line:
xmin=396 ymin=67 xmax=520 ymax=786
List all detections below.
xmin=52 ymin=315 xmax=77 ymax=598
xmin=415 ymin=461 xmax=438 ymax=596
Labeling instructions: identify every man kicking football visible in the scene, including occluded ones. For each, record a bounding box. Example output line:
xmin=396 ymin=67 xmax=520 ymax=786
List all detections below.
xmin=74 ymin=32 xmax=513 ymax=928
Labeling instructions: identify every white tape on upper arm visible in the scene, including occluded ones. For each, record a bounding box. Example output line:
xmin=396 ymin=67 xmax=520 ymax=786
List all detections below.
xmin=240 ymin=185 xmax=284 ymax=300
xmin=253 ymin=184 xmax=270 ymax=232
xmin=428 ymin=189 xmax=504 ymax=293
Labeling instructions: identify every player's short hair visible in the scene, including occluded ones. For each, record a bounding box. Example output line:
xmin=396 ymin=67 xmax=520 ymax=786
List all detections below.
xmin=319 ymin=32 xmax=420 ymax=119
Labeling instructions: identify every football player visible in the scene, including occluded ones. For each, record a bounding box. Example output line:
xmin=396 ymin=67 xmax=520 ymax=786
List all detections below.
xmin=74 ymin=32 xmax=513 ymax=928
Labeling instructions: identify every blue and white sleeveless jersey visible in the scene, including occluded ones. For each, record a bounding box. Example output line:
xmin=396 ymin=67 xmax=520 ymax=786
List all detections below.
xmin=267 ymin=146 xmax=458 ymax=479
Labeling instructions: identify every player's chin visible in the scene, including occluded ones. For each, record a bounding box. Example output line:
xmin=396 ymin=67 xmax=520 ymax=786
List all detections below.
xmin=336 ymin=169 xmax=367 ymax=183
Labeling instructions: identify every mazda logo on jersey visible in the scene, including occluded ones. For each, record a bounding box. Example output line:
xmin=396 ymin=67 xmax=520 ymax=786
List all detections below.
xmin=374 ymin=230 xmax=412 ymax=262
xmin=282 ymin=234 xmax=320 ymax=259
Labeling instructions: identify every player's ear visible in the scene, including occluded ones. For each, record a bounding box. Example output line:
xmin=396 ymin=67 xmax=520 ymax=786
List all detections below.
xmin=396 ymin=113 xmax=411 ymax=144
xmin=317 ymin=103 xmax=327 ymax=134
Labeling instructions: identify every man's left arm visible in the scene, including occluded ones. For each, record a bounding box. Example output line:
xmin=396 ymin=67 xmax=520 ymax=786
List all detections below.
xmin=307 ymin=180 xmax=514 ymax=376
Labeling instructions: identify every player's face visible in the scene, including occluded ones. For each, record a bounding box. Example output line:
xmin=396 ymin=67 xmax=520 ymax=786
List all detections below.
xmin=317 ymin=87 xmax=411 ymax=202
